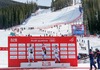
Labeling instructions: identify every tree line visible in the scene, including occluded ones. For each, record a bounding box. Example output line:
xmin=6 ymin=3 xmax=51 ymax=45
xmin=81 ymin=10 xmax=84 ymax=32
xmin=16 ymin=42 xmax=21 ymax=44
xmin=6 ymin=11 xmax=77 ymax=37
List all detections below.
xmin=0 ymin=0 xmax=38 ymax=29
xmin=82 ymin=0 xmax=100 ymax=34
xmin=51 ymin=0 xmax=73 ymax=11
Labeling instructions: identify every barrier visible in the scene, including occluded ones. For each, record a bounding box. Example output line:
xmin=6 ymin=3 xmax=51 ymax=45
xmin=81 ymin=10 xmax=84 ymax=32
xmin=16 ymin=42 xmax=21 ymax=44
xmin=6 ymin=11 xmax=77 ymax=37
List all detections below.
xmin=8 ymin=36 xmax=77 ymax=67
xmin=0 ymin=47 xmax=8 ymax=51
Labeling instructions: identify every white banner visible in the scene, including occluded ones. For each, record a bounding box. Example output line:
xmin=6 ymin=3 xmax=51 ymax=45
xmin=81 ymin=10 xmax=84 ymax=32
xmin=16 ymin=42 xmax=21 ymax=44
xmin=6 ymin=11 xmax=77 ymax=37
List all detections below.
xmin=10 ymin=48 xmax=17 ymax=51
xmin=27 ymin=43 xmax=34 ymax=46
xmin=35 ymin=56 xmax=42 ymax=59
xmin=10 ymin=56 xmax=17 ymax=59
xmin=10 ymin=52 xmax=17 ymax=55
xmin=68 ymin=43 xmax=75 ymax=47
xmin=60 ymin=52 xmax=67 ymax=54
xmin=52 ymin=43 xmax=59 ymax=47
xmin=18 ymin=43 xmax=25 ymax=47
xmin=10 ymin=43 xmax=17 ymax=47
xmin=60 ymin=43 xmax=67 ymax=46
xmin=68 ymin=52 xmax=75 ymax=54
xmin=18 ymin=48 xmax=26 ymax=51
xmin=18 ymin=56 xmax=26 ymax=59
xmin=68 ymin=55 xmax=75 ymax=58
xmin=61 ymin=56 xmax=67 ymax=59
xmin=68 ymin=48 xmax=75 ymax=50
xmin=60 ymin=48 xmax=67 ymax=50
xmin=35 ymin=43 xmax=42 ymax=46
xmin=18 ymin=52 xmax=25 ymax=55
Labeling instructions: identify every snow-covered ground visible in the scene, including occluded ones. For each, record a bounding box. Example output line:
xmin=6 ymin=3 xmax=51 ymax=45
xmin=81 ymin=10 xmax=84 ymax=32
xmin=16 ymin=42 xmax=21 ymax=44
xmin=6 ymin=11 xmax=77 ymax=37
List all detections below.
xmin=0 ymin=4 xmax=100 ymax=68
xmin=0 ymin=4 xmax=82 ymax=47
xmin=21 ymin=4 xmax=81 ymax=28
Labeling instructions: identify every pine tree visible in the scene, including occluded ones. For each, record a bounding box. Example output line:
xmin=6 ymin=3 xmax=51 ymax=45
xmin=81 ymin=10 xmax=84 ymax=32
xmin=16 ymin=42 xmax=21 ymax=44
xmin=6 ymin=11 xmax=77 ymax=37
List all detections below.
xmin=0 ymin=0 xmax=38 ymax=29
xmin=82 ymin=0 xmax=100 ymax=34
xmin=51 ymin=0 xmax=73 ymax=11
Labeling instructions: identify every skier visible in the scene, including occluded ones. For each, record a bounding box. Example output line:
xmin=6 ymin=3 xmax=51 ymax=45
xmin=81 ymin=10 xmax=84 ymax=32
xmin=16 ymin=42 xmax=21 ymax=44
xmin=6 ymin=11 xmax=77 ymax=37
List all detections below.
xmin=28 ymin=44 xmax=34 ymax=63
xmin=42 ymin=43 xmax=47 ymax=61
xmin=54 ymin=45 xmax=60 ymax=63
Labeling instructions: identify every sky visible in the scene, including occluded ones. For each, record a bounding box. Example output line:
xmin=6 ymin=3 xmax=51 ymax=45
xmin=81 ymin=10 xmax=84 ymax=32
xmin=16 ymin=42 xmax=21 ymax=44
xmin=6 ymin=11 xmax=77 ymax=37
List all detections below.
xmin=13 ymin=0 xmax=52 ymax=7
xmin=13 ymin=0 xmax=81 ymax=7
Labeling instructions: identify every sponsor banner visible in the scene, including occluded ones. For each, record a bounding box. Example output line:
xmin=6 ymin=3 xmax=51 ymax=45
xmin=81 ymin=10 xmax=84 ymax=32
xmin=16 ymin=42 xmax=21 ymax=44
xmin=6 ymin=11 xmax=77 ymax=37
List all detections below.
xmin=18 ymin=56 xmax=26 ymax=59
xmin=68 ymin=48 xmax=75 ymax=50
xmin=60 ymin=43 xmax=67 ymax=46
xmin=0 ymin=47 xmax=8 ymax=51
xmin=60 ymin=48 xmax=67 ymax=50
xmin=10 ymin=43 xmax=17 ymax=47
xmin=60 ymin=51 xmax=67 ymax=54
xmin=8 ymin=36 xmax=77 ymax=67
xmin=68 ymin=55 xmax=76 ymax=58
xmin=68 ymin=43 xmax=75 ymax=47
xmin=10 ymin=52 xmax=17 ymax=55
xmin=10 ymin=56 xmax=17 ymax=59
xmin=61 ymin=56 xmax=67 ymax=59
xmin=72 ymin=24 xmax=85 ymax=35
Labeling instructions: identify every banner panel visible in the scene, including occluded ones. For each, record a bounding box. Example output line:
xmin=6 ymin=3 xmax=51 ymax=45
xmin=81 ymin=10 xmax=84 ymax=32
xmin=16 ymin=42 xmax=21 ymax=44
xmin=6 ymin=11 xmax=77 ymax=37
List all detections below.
xmin=8 ymin=36 xmax=77 ymax=67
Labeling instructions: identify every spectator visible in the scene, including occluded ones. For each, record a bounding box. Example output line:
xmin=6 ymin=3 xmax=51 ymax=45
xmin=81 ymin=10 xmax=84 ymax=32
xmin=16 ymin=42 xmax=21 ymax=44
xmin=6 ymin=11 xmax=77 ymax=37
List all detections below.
xmin=10 ymin=31 xmax=16 ymax=36
xmin=79 ymin=5 xmax=83 ymax=13
xmin=95 ymin=49 xmax=100 ymax=69
xmin=89 ymin=49 xmax=97 ymax=70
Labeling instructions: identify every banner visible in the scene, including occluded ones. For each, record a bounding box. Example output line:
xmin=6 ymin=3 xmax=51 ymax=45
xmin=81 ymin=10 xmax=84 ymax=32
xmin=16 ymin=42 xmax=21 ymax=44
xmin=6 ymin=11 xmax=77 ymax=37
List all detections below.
xmin=0 ymin=47 xmax=8 ymax=51
xmin=72 ymin=24 xmax=85 ymax=35
xmin=8 ymin=36 xmax=77 ymax=67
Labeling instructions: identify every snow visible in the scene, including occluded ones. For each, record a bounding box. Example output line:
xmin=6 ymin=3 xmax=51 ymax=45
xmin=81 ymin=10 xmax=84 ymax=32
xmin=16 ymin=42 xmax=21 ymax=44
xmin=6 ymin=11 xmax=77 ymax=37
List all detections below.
xmin=22 ymin=4 xmax=81 ymax=28
xmin=77 ymin=36 xmax=100 ymax=53
xmin=0 ymin=51 xmax=8 ymax=68
xmin=0 ymin=4 xmax=82 ymax=47
xmin=0 ymin=3 xmax=99 ymax=68
xmin=0 ymin=3 xmax=99 ymax=54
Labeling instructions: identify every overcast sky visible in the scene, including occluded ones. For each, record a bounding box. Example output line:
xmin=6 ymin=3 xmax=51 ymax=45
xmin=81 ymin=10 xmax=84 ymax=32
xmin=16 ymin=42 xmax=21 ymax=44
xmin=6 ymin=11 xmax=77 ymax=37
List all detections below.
xmin=13 ymin=0 xmax=81 ymax=7
xmin=13 ymin=0 xmax=52 ymax=6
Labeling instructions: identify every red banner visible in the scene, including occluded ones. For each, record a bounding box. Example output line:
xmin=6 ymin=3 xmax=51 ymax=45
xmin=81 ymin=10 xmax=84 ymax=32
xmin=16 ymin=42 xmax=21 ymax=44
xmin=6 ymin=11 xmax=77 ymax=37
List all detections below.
xmin=8 ymin=36 xmax=77 ymax=67
xmin=0 ymin=47 xmax=8 ymax=51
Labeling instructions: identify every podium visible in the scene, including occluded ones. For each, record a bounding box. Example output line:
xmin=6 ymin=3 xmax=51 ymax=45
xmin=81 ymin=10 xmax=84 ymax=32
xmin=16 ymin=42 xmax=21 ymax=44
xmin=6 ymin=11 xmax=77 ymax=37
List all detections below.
xmin=20 ymin=61 xmax=70 ymax=68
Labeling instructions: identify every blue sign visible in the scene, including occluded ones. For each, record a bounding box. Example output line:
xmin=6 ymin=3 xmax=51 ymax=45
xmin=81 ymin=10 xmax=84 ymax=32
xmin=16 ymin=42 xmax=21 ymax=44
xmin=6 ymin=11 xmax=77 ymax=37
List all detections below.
xmin=72 ymin=24 xmax=84 ymax=35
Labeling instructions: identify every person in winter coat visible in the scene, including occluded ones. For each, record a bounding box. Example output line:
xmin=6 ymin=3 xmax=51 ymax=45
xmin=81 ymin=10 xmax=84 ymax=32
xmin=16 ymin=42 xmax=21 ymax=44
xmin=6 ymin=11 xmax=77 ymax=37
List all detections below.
xmin=89 ymin=49 xmax=97 ymax=70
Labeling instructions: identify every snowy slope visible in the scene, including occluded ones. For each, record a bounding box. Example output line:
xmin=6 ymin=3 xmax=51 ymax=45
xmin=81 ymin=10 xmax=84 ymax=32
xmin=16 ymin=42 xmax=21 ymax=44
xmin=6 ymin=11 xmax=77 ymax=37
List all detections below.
xmin=21 ymin=4 xmax=81 ymax=28
xmin=0 ymin=4 xmax=82 ymax=47
xmin=2 ymin=3 xmax=100 ymax=55
xmin=0 ymin=3 xmax=100 ymax=68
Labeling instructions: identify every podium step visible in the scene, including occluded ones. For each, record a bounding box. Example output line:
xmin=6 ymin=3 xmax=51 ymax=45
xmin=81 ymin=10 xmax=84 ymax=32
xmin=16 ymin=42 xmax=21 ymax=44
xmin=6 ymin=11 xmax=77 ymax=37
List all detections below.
xmin=20 ymin=61 xmax=70 ymax=68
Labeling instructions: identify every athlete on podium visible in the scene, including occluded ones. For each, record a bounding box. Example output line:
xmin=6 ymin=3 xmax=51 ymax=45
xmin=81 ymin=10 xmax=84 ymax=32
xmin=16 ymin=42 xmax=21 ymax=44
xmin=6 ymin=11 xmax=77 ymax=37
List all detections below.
xmin=42 ymin=43 xmax=47 ymax=61
xmin=54 ymin=45 xmax=60 ymax=63
xmin=28 ymin=44 xmax=34 ymax=63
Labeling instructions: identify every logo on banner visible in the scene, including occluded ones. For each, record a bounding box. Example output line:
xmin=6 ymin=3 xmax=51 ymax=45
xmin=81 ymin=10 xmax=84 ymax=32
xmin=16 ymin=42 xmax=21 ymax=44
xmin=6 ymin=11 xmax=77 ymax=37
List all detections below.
xmin=69 ymin=38 xmax=74 ymax=42
xmin=42 ymin=61 xmax=51 ymax=66
xmin=61 ymin=64 xmax=64 ymax=67
xmin=10 ymin=38 xmax=17 ymax=42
